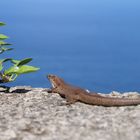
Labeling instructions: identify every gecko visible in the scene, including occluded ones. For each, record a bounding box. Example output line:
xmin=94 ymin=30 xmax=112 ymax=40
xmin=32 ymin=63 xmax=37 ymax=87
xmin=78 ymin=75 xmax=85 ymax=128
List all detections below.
xmin=47 ymin=74 xmax=140 ymax=106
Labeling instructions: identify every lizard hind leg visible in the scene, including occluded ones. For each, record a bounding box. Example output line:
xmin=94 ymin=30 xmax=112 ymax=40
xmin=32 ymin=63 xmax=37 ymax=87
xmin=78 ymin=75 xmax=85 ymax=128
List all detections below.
xmin=65 ymin=96 xmax=77 ymax=105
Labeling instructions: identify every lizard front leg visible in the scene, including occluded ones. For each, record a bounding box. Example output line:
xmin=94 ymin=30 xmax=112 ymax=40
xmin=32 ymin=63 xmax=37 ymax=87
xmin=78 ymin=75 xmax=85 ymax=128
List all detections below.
xmin=47 ymin=87 xmax=58 ymax=93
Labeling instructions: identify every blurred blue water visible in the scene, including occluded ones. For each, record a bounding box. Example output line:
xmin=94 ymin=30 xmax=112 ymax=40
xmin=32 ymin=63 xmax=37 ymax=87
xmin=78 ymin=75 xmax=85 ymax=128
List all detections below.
xmin=0 ymin=0 xmax=140 ymax=93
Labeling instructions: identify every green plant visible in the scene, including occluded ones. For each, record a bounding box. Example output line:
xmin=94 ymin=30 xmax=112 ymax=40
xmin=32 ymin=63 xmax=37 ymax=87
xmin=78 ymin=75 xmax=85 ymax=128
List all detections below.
xmin=0 ymin=22 xmax=39 ymax=84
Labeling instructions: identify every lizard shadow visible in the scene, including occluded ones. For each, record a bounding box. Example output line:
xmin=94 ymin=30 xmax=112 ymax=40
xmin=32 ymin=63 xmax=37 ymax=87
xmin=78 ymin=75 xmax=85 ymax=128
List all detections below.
xmin=0 ymin=85 xmax=31 ymax=94
xmin=11 ymin=88 xmax=31 ymax=93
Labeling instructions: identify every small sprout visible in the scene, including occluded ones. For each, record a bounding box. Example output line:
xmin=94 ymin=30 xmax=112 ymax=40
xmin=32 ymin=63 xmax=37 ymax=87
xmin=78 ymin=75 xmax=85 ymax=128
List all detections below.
xmin=0 ymin=22 xmax=40 ymax=84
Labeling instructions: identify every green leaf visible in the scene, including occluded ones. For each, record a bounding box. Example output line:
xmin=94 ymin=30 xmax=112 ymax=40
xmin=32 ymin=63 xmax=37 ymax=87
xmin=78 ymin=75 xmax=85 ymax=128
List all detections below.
xmin=0 ymin=47 xmax=13 ymax=54
xmin=0 ymin=22 xmax=6 ymax=26
xmin=0 ymin=58 xmax=13 ymax=70
xmin=4 ymin=66 xmax=19 ymax=75
xmin=11 ymin=59 xmax=20 ymax=64
xmin=17 ymin=65 xmax=39 ymax=74
xmin=17 ymin=58 xmax=33 ymax=66
xmin=0 ymin=34 xmax=8 ymax=40
xmin=0 ymin=63 xmax=3 ymax=71
xmin=10 ymin=58 xmax=33 ymax=66
xmin=0 ymin=58 xmax=13 ymax=64
xmin=0 ymin=41 xmax=12 ymax=46
xmin=4 ymin=65 xmax=40 ymax=75
xmin=0 ymin=41 xmax=6 ymax=45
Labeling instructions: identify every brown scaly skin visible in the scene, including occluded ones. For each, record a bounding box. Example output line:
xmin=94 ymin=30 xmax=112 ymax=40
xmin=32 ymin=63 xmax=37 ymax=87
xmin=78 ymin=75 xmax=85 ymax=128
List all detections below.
xmin=47 ymin=74 xmax=140 ymax=106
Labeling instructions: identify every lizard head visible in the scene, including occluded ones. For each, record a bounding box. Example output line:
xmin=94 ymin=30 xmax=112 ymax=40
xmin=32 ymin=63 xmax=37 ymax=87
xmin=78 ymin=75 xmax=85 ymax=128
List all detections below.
xmin=47 ymin=74 xmax=64 ymax=88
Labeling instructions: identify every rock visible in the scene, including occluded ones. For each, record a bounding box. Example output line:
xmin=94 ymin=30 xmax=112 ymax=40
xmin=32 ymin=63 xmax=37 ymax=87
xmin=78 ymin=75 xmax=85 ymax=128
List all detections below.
xmin=0 ymin=86 xmax=140 ymax=140
xmin=0 ymin=129 xmax=17 ymax=140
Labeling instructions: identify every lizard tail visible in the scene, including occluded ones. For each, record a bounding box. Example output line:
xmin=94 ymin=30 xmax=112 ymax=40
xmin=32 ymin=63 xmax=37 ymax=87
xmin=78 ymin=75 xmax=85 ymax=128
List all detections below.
xmin=98 ymin=97 xmax=140 ymax=106
xmin=80 ymin=93 xmax=140 ymax=106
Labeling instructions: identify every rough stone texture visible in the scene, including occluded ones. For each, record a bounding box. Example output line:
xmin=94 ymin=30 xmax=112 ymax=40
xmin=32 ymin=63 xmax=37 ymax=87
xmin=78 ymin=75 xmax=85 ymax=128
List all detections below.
xmin=0 ymin=86 xmax=140 ymax=140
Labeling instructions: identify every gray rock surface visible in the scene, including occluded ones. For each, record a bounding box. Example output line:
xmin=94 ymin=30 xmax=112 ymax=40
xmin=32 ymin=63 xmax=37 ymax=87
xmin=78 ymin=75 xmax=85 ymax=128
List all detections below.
xmin=0 ymin=86 xmax=140 ymax=140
